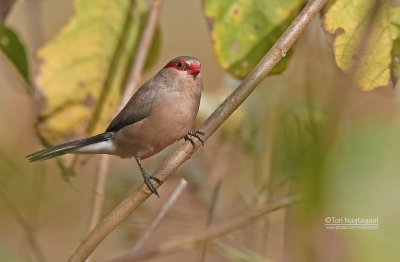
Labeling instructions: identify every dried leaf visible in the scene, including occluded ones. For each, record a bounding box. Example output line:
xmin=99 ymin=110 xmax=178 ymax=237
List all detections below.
xmin=323 ymin=0 xmax=400 ymax=90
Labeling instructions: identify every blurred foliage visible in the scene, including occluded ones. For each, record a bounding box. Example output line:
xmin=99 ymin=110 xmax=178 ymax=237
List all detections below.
xmin=0 ymin=23 xmax=30 ymax=87
xmin=323 ymin=0 xmax=400 ymax=90
xmin=0 ymin=244 xmax=25 ymax=262
xmin=216 ymin=84 xmax=400 ymax=261
xmin=270 ymin=102 xmax=330 ymax=215
xmin=273 ymin=102 xmax=328 ymax=179
xmin=204 ymin=0 xmax=305 ymax=78
xmin=0 ymin=150 xmax=45 ymax=261
xmin=35 ymin=0 xmax=160 ymax=170
xmin=322 ymin=122 xmax=400 ymax=261
xmin=103 ymin=166 xmax=146 ymax=242
xmin=104 ymin=169 xmax=141 ymax=212
xmin=208 ymin=241 xmax=272 ymax=262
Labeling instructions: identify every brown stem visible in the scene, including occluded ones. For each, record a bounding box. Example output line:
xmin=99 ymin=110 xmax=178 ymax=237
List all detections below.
xmin=68 ymin=1 xmax=328 ymax=261
xmin=118 ymin=195 xmax=302 ymax=261
xmin=0 ymin=0 xmax=16 ymax=20
xmin=87 ymin=155 xmax=109 ymax=235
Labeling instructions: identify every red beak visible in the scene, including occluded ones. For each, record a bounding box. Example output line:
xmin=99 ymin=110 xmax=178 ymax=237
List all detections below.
xmin=188 ymin=62 xmax=201 ymax=75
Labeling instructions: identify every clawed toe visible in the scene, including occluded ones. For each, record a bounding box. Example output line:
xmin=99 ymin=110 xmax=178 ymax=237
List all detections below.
xmin=135 ymin=156 xmax=163 ymax=197
xmin=184 ymin=134 xmax=196 ymax=147
xmin=184 ymin=130 xmax=205 ymax=147
xmin=143 ymin=175 xmax=162 ymax=198
xmin=149 ymin=175 xmax=162 ymax=185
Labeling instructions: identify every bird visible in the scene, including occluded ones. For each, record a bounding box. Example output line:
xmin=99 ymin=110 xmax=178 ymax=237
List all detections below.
xmin=27 ymin=56 xmax=204 ymax=197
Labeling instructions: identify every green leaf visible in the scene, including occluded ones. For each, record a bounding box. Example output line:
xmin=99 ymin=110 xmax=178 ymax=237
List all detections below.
xmin=390 ymin=6 xmax=400 ymax=85
xmin=204 ymin=0 xmax=305 ymax=78
xmin=35 ymin=0 xmax=159 ymax=168
xmin=0 ymin=23 xmax=30 ymax=87
xmin=323 ymin=0 xmax=400 ymax=91
xmin=274 ymin=102 xmax=328 ymax=175
xmin=208 ymin=241 xmax=272 ymax=262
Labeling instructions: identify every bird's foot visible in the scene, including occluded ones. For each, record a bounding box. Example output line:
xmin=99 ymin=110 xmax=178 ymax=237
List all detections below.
xmin=135 ymin=156 xmax=163 ymax=197
xmin=142 ymin=172 xmax=163 ymax=198
xmin=184 ymin=129 xmax=205 ymax=147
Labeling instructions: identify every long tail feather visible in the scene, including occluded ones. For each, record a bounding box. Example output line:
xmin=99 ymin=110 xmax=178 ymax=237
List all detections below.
xmin=26 ymin=132 xmax=113 ymax=162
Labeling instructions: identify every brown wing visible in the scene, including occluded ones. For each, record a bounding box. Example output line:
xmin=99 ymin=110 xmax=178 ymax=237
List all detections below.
xmin=106 ymin=79 xmax=158 ymax=132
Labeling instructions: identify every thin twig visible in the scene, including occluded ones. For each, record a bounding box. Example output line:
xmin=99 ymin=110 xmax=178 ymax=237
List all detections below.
xmin=120 ymin=0 xmax=164 ymax=107
xmin=68 ymin=1 xmax=328 ymax=261
xmin=85 ymin=0 xmax=164 ymax=246
xmin=87 ymin=155 xmax=109 ymax=234
xmin=111 ymin=178 xmax=188 ymax=262
xmin=118 ymin=195 xmax=302 ymax=261
xmin=199 ymin=179 xmax=222 ymax=262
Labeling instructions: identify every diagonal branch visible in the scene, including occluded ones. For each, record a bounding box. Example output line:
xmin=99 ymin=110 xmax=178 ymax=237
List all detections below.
xmin=68 ymin=0 xmax=328 ymax=261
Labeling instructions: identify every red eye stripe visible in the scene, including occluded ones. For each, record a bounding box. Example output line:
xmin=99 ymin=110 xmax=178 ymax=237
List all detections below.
xmin=164 ymin=60 xmax=189 ymax=71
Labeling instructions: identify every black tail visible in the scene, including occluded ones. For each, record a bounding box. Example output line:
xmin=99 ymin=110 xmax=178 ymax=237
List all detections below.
xmin=26 ymin=132 xmax=113 ymax=162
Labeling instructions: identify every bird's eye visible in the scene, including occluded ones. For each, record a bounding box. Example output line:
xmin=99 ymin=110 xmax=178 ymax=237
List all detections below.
xmin=176 ymin=62 xmax=183 ymax=68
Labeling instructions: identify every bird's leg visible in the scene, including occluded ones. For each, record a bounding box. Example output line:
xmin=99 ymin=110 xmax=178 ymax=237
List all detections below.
xmin=184 ymin=129 xmax=205 ymax=147
xmin=134 ymin=156 xmax=163 ymax=198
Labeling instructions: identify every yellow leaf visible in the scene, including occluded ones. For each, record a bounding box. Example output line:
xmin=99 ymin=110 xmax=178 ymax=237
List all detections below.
xmin=323 ymin=0 xmax=400 ymax=91
xmin=35 ymin=0 xmax=159 ymax=172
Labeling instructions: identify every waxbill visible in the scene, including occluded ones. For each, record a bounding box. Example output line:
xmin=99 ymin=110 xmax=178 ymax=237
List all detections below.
xmin=27 ymin=56 xmax=204 ymax=197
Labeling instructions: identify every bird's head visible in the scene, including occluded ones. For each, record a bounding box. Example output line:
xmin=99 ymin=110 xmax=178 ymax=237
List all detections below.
xmin=163 ymin=56 xmax=201 ymax=76
xmin=158 ymin=56 xmax=203 ymax=93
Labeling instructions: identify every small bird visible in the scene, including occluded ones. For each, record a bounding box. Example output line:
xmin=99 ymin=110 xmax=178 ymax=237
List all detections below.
xmin=27 ymin=56 xmax=204 ymax=197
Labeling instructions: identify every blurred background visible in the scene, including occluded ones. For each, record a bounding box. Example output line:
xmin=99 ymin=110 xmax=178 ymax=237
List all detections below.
xmin=1 ymin=0 xmax=400 ymax=261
